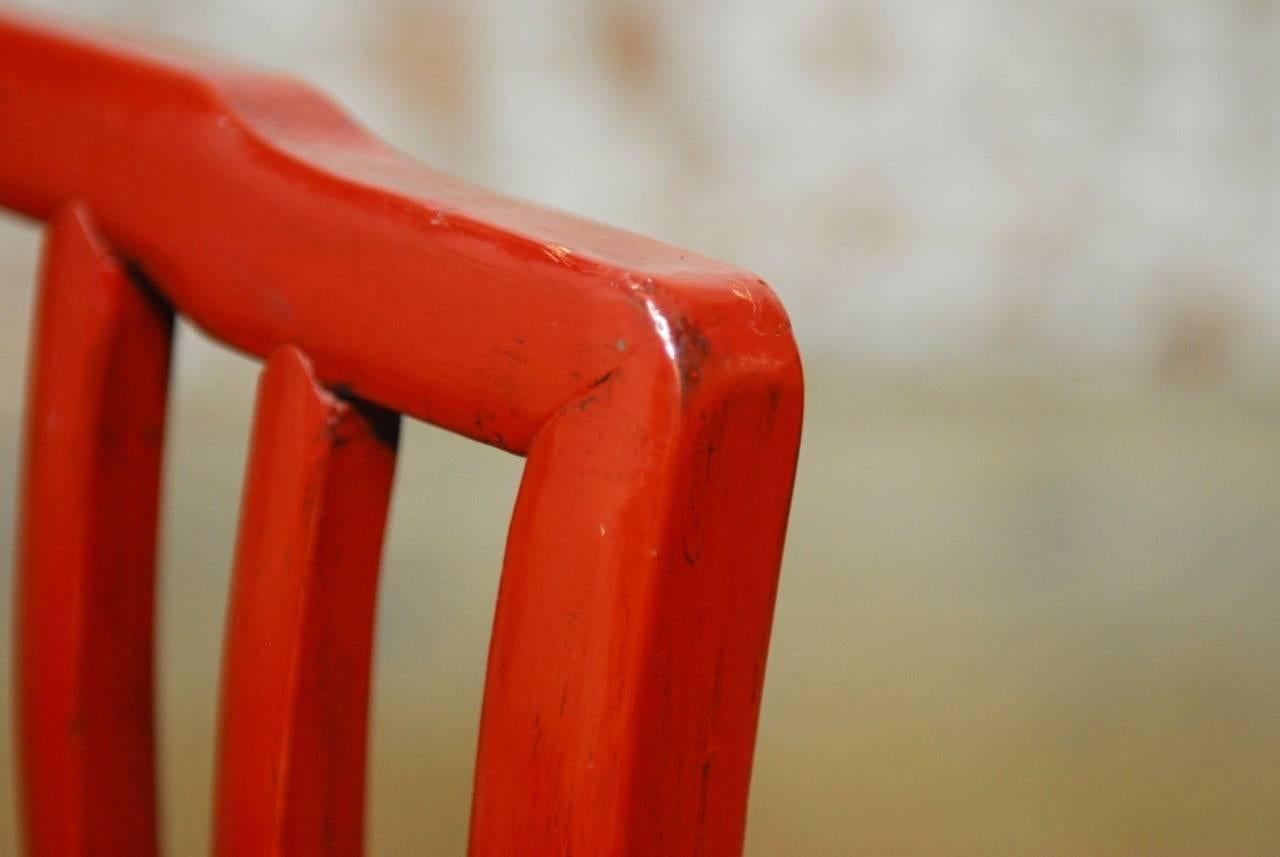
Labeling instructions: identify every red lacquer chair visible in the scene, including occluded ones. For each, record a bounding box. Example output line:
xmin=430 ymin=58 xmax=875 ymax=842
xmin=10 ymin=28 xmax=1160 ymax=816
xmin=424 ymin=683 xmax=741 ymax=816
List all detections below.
xmin=2 ymin=11 xmax=803 ymax=856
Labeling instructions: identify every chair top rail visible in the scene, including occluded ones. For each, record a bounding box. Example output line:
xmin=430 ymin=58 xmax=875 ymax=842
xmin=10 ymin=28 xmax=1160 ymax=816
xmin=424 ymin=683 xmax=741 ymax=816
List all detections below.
xmin=0 ymin=9 xmax=800 ymax=453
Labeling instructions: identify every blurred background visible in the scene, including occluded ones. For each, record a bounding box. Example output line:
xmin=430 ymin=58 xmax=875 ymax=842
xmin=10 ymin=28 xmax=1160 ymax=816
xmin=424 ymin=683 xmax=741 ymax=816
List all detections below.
xmin=3 ymin=1 xmax=1280 ymax=854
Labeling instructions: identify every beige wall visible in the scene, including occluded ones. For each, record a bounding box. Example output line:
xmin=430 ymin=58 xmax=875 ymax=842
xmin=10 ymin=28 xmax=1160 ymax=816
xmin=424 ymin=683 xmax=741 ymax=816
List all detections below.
xmin=11 ymin=0 xmax=1280 ymax=378
xmin=2 ymin=3 xmax=1279 ymax=854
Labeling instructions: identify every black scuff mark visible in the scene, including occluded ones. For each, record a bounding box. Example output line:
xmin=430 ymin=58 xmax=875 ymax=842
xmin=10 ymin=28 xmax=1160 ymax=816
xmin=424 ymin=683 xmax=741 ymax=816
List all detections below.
xmin=682 ymin=401 xmax=727 ymax=565
xmin=670 ymin=315 xmax=712 ymax=393
xmin=558 ymin=368 xmax=619 ymax=417
xmin=471 ymin=407 xmax=513 ymax=452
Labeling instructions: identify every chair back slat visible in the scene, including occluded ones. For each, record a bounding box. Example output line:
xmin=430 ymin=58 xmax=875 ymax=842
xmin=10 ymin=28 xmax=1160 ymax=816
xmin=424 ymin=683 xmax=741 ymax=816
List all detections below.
xmin=16 ymin=202 xmax=172 ymax=857
xmin=214 ymin=346 xmax=398 ymax=857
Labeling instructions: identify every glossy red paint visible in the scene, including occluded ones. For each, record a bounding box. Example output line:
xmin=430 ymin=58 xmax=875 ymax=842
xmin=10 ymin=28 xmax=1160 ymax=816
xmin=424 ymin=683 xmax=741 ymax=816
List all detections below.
xmin=15 ymin=202 xmax=172 ymax=857
xmin=4 ymin=10 xmax=803 ymax=857
xmin=215 ymin=347 xmax=398 ymax=857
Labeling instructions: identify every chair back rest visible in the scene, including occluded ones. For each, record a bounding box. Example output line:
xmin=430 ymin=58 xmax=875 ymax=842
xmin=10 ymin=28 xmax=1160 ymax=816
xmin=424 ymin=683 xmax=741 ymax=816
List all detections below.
xmin=2 ymin=12 xmax=804 ymax=856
